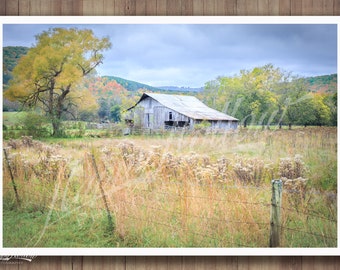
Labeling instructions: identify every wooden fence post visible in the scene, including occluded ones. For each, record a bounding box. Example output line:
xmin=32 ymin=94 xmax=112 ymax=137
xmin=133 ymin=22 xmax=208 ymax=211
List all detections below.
xmin=269 ymin=179 xmax=283 ymax=247
xmin=90 ymin=153 xmax=115 ymax=234
xmin=3 ymin=148 xmax=21 ymax=206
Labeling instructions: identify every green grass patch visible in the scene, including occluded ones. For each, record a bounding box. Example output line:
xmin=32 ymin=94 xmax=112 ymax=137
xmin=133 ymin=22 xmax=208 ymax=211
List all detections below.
xmin=3 ymin=111 xmax=28 ymax=126
xmin=3 ymin=206 xmax=120 ymax=247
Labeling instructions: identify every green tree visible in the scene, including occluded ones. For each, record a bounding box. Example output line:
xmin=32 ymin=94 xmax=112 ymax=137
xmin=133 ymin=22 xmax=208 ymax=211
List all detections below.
xmin=202 ymin=64 xmax=281 ymax=127
xmin=324 ymin=92 xmax=337 ymax=126
xmin=4 ymin=28 xmax=111 ymax=136
xmin=202 ymin=64 xmax=336 ymax=129
xmin=20 ymin=110 xmax=50 ymax=138
xmin=312 ymin=93 xmax=331 ymax=126
xmin=267 ymin=77 xmax=333 ymax=128
xmin=277 ymin=76 xmax=311 ymax=128
xmin=110 ymin=104 xmax=121 ymax=122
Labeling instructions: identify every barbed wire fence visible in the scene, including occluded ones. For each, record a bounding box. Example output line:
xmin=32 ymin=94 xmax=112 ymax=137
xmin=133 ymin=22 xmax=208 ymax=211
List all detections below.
xmin=2 ymin=144 xmax=337 ymax=248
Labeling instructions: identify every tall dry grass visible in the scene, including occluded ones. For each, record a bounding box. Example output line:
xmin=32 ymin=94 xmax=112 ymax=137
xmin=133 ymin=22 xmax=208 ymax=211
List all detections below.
xmin=3 ymin=127 xmax=337 ymax=247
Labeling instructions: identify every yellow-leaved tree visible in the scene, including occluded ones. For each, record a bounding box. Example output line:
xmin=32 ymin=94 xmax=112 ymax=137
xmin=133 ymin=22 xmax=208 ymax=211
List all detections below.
xmin=4 ymin=27 xmax=111 ymax=136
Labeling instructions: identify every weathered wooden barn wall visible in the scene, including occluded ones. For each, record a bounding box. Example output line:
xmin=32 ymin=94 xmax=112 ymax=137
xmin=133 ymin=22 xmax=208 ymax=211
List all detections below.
xmin=207 ymin=119 xmax=238 ymax=129
xmin=129 ymin=95 xmax=239 ymax=130
xmin=129 ymin=96 xmax=191 ymax=129
xmin=1 ymin=0 xmax=339 ymax=269
xmin=1 ymin=0 xmax=340 ymax=15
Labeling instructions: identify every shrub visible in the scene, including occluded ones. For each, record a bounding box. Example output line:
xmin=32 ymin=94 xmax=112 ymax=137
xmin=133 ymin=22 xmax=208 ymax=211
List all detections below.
xmin=19 ymin=111 xmax=50 ymax=138
xmin=193 ymin=120 xmax=211 ymax=134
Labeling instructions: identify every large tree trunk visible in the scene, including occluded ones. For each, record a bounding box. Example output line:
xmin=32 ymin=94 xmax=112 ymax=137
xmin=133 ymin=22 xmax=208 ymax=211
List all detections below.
xmin=52 ymin=119 xmax=61 ymax=137
xmin=243 ymin=117 xmax=247 ymax=128
xmin=51 ymin=84 xmax=71 ymax=137
xmin=51 ymin=109 xmax=63 ymax=137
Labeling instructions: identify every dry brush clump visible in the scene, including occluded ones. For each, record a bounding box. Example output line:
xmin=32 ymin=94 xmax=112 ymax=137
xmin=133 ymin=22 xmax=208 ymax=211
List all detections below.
xmin=279 ymin=154 xmax=308 ymax=195
xmin=232 ymin=155 xmax=275 ymax=186
xmin=3 ymin=136 xmax=71 ymax=211
xmin=115 ymin=140 xmax=276 ymax=187
xmin=103 ymin=136 xmax=334 ymax=247
xmin=97 ymin=140 xmax=273 ymax=246
xmin=279 ymin=154 xmax=313 ymax=224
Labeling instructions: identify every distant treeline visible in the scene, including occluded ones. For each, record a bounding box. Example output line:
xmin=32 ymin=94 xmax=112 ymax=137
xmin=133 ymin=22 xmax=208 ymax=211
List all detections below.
xmin=2 ymin=46 xmax=338 ymax=128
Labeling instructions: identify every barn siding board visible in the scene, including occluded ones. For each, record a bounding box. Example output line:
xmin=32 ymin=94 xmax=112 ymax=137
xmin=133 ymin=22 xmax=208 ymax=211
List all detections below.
xmin=18 ymin=0 xmax=30 ymax=15
xmin=27 ymin=0 xmax=41 ymax=15
xmin=0 ymin=0 xmax=6 ymax=15
xmin=323 ymin=0 xmax=335 ymax=15
xmin=279 ymin=0 xmax=291 ymax=15
xmin=5 ymin=0 xmax=19 ymax=15
xmin=155 ymin=0 xmax=167 ymax=15
xmin=145 ymin=0 xmax=155 ymax=14
xmin=60 ymin=0 xmax=72 ymax=15
xmin=291 ymin=0 xmax=303 ymax=14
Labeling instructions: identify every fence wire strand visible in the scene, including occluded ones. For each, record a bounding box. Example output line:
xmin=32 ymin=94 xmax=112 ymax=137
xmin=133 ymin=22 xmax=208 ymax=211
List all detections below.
xmin=119 ymin=212 xmax=254 ymax=248
xmin=138 ymin=188 xmax=271 ymax=207
xmin=3 ymin=154 xmax=337 ymax=247
xmin=281 ymin=206 xmax=337 ymax=223
xmin=142 ymin=204 xmax=269 ymax=226
xmin=279 ymin=225 xmax=337 ymax=241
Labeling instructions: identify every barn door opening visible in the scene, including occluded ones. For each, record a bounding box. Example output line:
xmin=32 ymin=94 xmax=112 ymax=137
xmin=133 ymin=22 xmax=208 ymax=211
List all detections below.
xmin=148 ymin=114 xmax=150 ymax=127
xmin=164 ymin=121 xmax=175 ymax=128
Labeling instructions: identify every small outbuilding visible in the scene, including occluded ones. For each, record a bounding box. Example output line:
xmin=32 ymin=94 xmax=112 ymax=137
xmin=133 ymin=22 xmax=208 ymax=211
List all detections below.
xmin=125 ymin=92 xmax=238 ymax=131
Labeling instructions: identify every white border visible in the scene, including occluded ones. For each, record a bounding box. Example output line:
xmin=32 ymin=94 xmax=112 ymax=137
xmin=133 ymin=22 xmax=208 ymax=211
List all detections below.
xmin=1 ymin=16 xmax=339 ymax=256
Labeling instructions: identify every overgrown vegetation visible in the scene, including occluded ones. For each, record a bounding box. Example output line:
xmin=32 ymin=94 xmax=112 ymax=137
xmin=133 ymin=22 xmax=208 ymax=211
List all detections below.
xmin=3 ymin=127 xmax=337 ymax=247
xmin=3 ymin=111 xmax=128 ymax=139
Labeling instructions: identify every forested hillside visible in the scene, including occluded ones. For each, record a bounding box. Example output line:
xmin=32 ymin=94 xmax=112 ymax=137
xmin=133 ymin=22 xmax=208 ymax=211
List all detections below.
xmin=2 ymin=46 xmax=338 ymax=127
xmin=3 ymin=46 xmax=29 ymax=88
xmin=103 ymin=76 xmax=161 ymax=92
xmin=304 ymin=74 xmax=337 ymax=93
xmin=4 ymin=46 xmax=336 ymax=95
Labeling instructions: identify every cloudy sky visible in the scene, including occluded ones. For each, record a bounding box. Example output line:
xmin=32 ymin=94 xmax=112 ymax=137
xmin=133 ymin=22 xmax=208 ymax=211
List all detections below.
xmin=3 ymin=23 xmax=337 ymax=88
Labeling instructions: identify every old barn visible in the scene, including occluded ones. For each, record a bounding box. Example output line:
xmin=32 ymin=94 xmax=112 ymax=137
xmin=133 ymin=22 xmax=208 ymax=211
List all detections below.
xmin=125 ymin=93 xmax=238 ymax=131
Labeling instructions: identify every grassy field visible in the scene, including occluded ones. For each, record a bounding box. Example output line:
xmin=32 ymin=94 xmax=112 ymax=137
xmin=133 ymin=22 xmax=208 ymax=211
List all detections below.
xmin=2 ymin=127 xmax=337 ymax=248
xmin=3 ymin=111 xmax=27 ymax=125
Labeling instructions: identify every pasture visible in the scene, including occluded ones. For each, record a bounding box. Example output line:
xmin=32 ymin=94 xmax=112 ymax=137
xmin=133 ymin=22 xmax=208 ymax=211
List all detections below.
xmin=2 ymin=127 xmax=337 ymax=247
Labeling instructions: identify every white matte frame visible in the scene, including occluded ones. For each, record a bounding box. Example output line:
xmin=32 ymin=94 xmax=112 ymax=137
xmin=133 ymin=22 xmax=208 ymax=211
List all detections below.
xmin=0 ymin=16 xmax=339 ymax=256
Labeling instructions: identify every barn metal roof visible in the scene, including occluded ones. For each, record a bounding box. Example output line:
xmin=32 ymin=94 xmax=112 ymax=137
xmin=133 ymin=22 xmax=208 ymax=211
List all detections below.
xmin=129 ymin=93 xmax=238 ymax=121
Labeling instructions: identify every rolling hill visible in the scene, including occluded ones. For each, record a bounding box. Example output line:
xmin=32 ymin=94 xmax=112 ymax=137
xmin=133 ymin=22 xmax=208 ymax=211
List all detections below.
xmin=102 ymin=76 xmax=162 ymax=92
xmin=3 ymin=46 xmax=29 ymax=88
xmin=2 ymin=46 xmax=337 ymax=95
xmin=304 ymin=74 xmax=337 ymax=94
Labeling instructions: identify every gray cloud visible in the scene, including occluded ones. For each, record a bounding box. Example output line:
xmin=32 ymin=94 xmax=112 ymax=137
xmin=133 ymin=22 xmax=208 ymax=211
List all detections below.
xmin=3 ymin=23 xmax=337 ymax=87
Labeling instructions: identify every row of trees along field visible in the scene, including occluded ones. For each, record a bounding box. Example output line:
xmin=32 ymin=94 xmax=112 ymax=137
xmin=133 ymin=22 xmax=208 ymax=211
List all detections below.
xmin=3 ymin=28 xmax=337 ymax=137
xmin=200 ymin=64 xmax=337 ymax=128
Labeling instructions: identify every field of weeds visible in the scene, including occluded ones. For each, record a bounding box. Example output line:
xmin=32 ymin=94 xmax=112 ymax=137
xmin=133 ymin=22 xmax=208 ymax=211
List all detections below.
xmin=3 ymin=127 xmax=337 ymax=247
